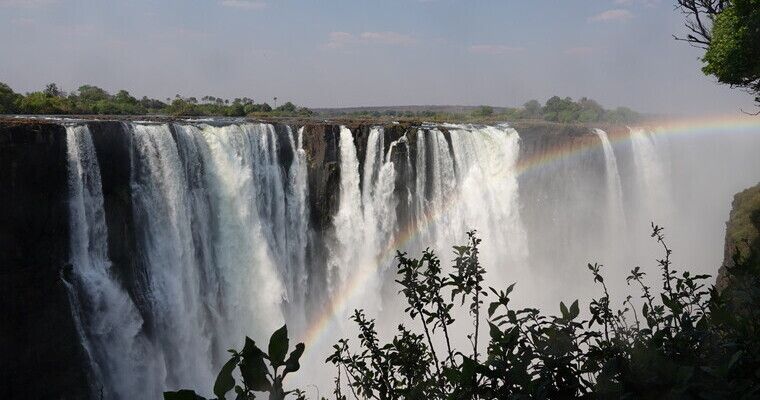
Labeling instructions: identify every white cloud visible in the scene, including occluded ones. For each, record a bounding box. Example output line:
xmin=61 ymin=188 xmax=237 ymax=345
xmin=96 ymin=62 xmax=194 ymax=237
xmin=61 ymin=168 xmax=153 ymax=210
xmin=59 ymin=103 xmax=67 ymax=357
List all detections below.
xmin=327 ymin=31 xmax=416 ymax=48
xmin=326 ymin=32 xmax=357 ymax=48
xmin=219 ymin=0 xmax=266 ymax=10
xmin=468 ymin=44 xmax=523 ymax=55
xmin=589 ymin=9 xmax=634 ymax=22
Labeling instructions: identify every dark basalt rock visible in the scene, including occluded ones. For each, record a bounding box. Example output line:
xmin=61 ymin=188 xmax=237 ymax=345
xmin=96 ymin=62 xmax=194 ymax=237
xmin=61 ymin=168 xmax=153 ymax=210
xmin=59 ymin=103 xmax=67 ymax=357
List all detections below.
xmin=0 ymin=121 xmax=90 ymax=400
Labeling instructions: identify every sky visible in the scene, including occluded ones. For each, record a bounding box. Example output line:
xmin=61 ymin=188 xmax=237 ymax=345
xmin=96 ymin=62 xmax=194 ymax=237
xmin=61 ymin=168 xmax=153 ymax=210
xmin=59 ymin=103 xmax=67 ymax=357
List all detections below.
xmin=0 ymin=0 xmax=756 ymax=115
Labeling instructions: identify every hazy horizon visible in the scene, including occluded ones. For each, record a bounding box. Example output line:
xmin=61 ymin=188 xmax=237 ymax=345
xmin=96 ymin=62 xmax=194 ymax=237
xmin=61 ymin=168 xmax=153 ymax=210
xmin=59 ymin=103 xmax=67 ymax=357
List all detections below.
xmin=1 ymin=0 xmax=756 ymax=116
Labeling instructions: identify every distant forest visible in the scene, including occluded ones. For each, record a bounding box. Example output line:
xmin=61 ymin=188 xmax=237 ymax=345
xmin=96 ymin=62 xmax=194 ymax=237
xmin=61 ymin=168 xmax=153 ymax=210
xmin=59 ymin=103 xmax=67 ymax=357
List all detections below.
xmin=320 ymin=98 xmax=642 ymax=124
xmin=0 ymin=81 xmax=640 ymax=123
xmin=0 ymin=82 xmax=312 ymax=118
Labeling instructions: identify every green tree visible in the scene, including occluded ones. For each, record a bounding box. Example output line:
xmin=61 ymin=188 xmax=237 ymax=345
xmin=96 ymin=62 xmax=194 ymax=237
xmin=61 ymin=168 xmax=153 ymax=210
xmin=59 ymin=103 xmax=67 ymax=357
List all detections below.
xmin=472 ymin=105 xmax=494 ymax=117
xmin=43 ymin=83 xmax=63 ymax=98
xmin=276 ymin=101 xmax=297 ymax=113
xmin=677 ymin=0 xmax=760 ymax=107
xmin=167 ymin=98 xmax=204 ymax=116
xmin=523 ymin=99 xmax=541 ymax=118
xmin=543 ymin=96 xmax=578 ymax=122
xmin=114 ymin=90 xmax=138 ymax=105
xmin=226 ymin=103 xmax=246 ymax=117
xmin=0 ymin=82 xmax=21 ymax=114
xmin=76 ymin=85 xmax=111 ymax=102
xmin=18 ymin=92 xmax=69 ymax=114
xmin=576 ymin=97 xmax=603 ymax=122
xmin=702 ymin=1 xmax=760 ymax=105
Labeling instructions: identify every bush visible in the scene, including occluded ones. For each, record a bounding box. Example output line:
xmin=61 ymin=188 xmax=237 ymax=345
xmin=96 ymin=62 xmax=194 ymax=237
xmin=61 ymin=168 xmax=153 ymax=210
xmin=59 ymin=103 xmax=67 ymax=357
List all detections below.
xmin=0 ymin=82 xmax=21 ymax=114
xmin=165 ymin=325 xmax=306 ymax=400
xmin=172 ymin=224 xmax=760 ymax=399
xmin=326 ymin=226 xmax=760 ymax=398
xmin=18 ymin=91 xmax=71 ymax=114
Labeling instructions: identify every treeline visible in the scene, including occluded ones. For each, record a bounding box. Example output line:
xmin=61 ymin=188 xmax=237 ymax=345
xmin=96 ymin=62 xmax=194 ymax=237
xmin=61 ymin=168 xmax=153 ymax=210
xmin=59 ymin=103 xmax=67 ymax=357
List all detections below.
xmin=327 ymin=96 xmax=641 ymax=124
xmin=0 ymin=82 xmax=640 ymax=123
xmin=516 ymin=96 xmax=641 ymax=123
xmin=0 ymin=82 xmax=313 ymax=117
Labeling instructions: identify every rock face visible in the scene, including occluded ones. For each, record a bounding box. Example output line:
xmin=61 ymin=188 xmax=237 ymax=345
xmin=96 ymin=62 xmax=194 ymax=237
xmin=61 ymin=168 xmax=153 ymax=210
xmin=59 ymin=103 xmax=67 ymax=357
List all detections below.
xmin=716 ymin=183 xmax=760 ymax=291
xmin=0 ymin=121 xmax=90 ymax=399
xmin=0 ymin=118 xmax=602 ymax=399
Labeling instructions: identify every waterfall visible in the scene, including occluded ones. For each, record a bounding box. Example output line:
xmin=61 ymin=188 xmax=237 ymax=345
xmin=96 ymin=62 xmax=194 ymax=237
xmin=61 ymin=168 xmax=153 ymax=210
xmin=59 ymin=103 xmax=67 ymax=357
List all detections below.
xmin=57 ymin=119 xmax=760 ymax=398
xmin=363 ymin=128 xmax=398 ymax=259
xmin=65 ymin=125 xmax=160 ymax=399
xmin=329 ymin=126 xmax=364 ymax=292
xmin=329 ymin=126 xmax=398 ymax=317
xmin=66 ymin=122 xmax=303 ymax=399
xmin=130 ymin=123 xmax=215 ymax=391
xmin=629 ymin=127 xmax=672 ymax=229
xmin=594 ymin=129 xmax=626 ymax=236
xmin=177 ymin=123 xmax=287 ymax=345
xmin=284 ymin=127 xmax=310 ymax=331
xmin=430 ymin=124 xmax=526 ymax=285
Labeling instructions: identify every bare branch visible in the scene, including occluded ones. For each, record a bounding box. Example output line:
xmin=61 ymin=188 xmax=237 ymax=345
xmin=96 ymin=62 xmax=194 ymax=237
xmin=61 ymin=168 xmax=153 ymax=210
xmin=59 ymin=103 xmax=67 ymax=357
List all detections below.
xmin=674 ymin=0 xmax=729 ymax=48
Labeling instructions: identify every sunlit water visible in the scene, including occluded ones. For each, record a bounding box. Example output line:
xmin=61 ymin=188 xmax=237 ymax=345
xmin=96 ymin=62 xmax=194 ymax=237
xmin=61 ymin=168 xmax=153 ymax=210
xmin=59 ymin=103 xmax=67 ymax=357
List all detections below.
xmin=64 ymin=121 xmax=760 ymax=398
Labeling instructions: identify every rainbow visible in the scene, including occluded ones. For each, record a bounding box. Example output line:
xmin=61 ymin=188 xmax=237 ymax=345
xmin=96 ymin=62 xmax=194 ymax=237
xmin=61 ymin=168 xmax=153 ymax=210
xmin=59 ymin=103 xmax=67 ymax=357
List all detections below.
xmin=300 ymin=114 xmax=760 ymax=347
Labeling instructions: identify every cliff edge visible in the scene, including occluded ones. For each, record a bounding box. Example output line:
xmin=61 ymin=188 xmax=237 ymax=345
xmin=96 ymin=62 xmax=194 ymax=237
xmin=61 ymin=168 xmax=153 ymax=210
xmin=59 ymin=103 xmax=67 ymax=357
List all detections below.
xmin=717 ymin=183 xmax=760 ymax=291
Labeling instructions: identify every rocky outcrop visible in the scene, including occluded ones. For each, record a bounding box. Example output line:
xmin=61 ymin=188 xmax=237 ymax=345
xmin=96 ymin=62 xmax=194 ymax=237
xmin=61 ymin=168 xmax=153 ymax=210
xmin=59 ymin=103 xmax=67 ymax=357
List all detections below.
xmin=717 ymin=183 xmax=760 ymax=291
xmin=0 ymin=120 xmax=90 ymax=399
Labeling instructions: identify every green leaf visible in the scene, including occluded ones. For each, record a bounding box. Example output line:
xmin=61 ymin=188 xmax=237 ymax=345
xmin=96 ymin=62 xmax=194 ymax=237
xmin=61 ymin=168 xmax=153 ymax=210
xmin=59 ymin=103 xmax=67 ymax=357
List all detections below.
xmin=489 ymin=322 xmax=502 ymax=341
xmin=284 ymin=343 xmax=306 ymax=374
xmin=488 ymin=302 xmax=499 ymax=317
xmin=461 ymin=356 xmax=476 ymax=379
xmin=214 ymin=356 xmax=239 ymax=400
xmin=240 ymin=337 xmax=271 ymax=392
xmin=443 ymin=366 xmax=461 ymax=383
xmin=505 ymin=282 xmax=516 ymax=296
xmin=569 ymin=300 xmax=579 ymax=320
xmin=269 ymin=325 xmax=290 ymax=367
xmin=560 ymin=302 xmax=569 ymax=319
xmin=163 ymin=390 xmax=207 ymax=400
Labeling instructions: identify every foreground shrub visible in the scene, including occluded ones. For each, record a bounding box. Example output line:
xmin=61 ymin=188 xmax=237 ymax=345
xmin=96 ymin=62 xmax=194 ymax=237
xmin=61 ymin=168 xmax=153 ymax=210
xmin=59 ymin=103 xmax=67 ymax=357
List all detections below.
xmin=169 ymin=225 xmax=760 ymax=399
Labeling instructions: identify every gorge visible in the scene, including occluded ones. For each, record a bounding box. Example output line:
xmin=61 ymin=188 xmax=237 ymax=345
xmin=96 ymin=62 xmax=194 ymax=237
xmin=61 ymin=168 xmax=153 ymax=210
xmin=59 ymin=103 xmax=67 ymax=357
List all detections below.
xmin=2 ymin=117 xmax=760 ymax=399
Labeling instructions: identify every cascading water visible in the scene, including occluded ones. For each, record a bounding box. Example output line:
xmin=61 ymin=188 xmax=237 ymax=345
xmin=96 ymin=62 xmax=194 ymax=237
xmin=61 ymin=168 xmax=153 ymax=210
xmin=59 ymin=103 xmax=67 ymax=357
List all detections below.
xmin=65 ymin=125 xmax=160 ymax=399
xmin=594 ymin=129 xmax=626 ymax=236
xmin=61 ymin=120 xmax=760 ymax=398
xmin=329 ymin=126 xmax=365 ymax=294
xmin=130 ymin=123 xmax=216 ymax=391
xmin=328 ymin=126 xmax=399 ymax=318
xmin=629 ymin=127 xmax=673 ymax=229
xmin=423 ymin=124 xmax=527 ymax=286
xmin=65 ymin=122 xmax=309 ymax=398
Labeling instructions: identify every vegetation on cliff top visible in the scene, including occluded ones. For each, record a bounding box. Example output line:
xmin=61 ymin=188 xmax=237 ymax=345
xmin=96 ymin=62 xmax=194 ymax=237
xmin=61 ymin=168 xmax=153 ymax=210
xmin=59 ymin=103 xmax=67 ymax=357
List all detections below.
xmin=726 ymin=184 xmax=760 ymax=258
xmin=0 ymin=82 xmax=314 ymax=118
xmin=0 ymin=82 xmax=641 ymax=124
xmin=321 ymin=97 xmax=641 ymax=125
xmin=718 ymin=183 xmax=760 ymax=291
